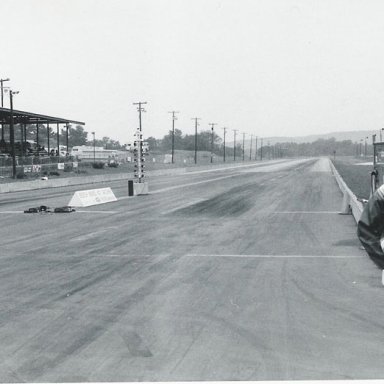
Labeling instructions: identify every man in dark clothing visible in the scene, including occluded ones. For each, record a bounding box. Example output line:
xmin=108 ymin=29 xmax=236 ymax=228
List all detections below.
xmin=357 ymin=184 xmax=384 ymax=269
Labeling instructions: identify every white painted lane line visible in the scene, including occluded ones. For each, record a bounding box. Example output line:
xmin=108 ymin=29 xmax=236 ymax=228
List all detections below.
xmin=0 ymin=210 xmax=118 ymax=214
xmin=185 ymin=160 xmax=286 ymax=175
xmin=186 ymin=254 xmax=364 ymax=259
xmin=70 ymin=226 xmax=119 ymax=242
xmin=161 ymin=198 xmax=207 ymax=215
xmin=274 ymin=211 xmax=339 ymax=214
xmin=151 ymin=174 xmax=238 ymax=194
xmin=70 ymin=229 xmax=108 ymax=241
xmin=75 ymin=210 xmax=118 ymax=214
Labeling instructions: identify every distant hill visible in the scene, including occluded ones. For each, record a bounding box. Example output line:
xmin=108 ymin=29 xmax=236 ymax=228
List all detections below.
xmin=229 ymin=130 xmax=381 ymax=148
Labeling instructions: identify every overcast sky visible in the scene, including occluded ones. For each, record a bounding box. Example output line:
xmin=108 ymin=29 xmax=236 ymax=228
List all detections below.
xmin=1 ymin=0 xmax=384 ymax=143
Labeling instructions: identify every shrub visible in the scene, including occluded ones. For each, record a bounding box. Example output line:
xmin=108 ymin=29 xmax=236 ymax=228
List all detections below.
xmin=49 ymin=171 xmax=60 ymax=176
xmin=64 ymin=164 xmax=73 ymax=172
xmin=92 ymin=162 xmax=105 ymax=169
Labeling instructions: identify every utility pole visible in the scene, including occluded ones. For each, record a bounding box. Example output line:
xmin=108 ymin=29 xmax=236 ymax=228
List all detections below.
xmin=9 ymin=90 xmax=19 ymax=178
xmin=168 ymin=110 xmax=179 ymax=164
xmin=209 ymin=123 xmax=217 ymax=163
xmin=91 ymin=131 xmax=95 ymax=162
xmin=36 ymin=122 xmax=39 ymax=154
xmin=233 ymin=129 xmax=238 ymax=161
xmin=242 ymin=132 xmax=246 ymax=161
xmin=192 ymin=117 xmax=201 ymax=164
xmin=133 ymin=101 xmax=147 ymax=182
xmin=222 ymin=127 xmax=227 ymax=162
xmin=249 ymin=134 xmax=253 ymax=160
xmin=47 ymin=123 xmax=50 ymax=154
xmin=260 ymin=138 xmax=263 ymax=161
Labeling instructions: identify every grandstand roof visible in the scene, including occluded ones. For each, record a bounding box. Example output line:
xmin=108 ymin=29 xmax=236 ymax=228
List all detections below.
xmin=0 ymin=107 xmax=85 ymax=125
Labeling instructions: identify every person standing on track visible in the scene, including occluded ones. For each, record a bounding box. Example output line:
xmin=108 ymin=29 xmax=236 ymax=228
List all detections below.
xmin=357 ymin=184 xmax=384 ymax=269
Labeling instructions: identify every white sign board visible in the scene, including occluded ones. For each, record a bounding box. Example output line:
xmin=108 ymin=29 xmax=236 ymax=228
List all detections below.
xmin=134 ymin=182 xmax=149 ymax=195
xmin=32 ymin=165 xmax=41 ymax=172
xmin=68 ymin=187 xmax=117 ymax=207
xmin=57 ymin=163 xmax=65 ymax=170
xmin=72 ymin=161 xmax=78 ymax=168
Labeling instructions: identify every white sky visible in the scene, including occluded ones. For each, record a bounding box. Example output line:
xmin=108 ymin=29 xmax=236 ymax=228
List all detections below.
xmin=1 ymin=0 xmax=384 ymax=143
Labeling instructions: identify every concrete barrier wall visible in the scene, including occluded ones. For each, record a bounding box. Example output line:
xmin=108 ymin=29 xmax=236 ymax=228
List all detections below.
xmin=0 ymin=161 xmax=266 ymax=193
xmin=0 ymin=159 xmax=285 ymax=194
xmin=0 ymin=166 xmax=187 ymax=193
xmin=329 ymin=160 xmax=364 ymax=223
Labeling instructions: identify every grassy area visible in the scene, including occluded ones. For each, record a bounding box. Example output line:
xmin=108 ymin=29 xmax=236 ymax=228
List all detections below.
xmin=332 ymin=156 xmax=374 ymax=199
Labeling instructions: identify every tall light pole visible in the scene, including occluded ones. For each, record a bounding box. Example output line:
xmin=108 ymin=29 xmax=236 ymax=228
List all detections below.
xmin=209 ymin=123 xmax=217 ymax=163
xmin=168 ymin=111 xmax=179 ymax=164
xmin=222 ymin=127 xmax=227 ymax=162
xmin=92 ymin=131 xmax=95 ymax=162
xmin=56 ymin=123 xmax=60 ymax=157
xmin=260 ymin=138 xmax=263 ymax=161
xmin=233 ymin=129 xmax=238 ymax=161
xmin=66 ymin=123 xmax=69 ymax=155
xmin=192 ymin=117 xmax=200 ymax=164
xmin=365 ymin=136 xmax=368 ymax=158
xmin=255 ymin=136 xmax=258 ymax=160
xmin=47 ymin=123 xmax=50 ymax=155
xmin=381 ymin=128 xmax=384 ymax=142
xmin=36 ymin=122 xmax=39 ymax=155
xmin=0 ymin=78 xmax=10 ymax=108
xmin=9 ymin=90 xmax=19 ymax=178
xmin=0 ymin=78 xmax=10 ymax=143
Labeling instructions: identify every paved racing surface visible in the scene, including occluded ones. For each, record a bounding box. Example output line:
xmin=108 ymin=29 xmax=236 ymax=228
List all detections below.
xmin=0 ymin=157 xmax=382 ymax=382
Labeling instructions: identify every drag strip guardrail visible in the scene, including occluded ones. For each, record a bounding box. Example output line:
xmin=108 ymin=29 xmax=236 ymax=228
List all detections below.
xmin=329 ymin=159 xmax=363 ymax=223
xmin=0 ymin=159 xmax=290 ymax=194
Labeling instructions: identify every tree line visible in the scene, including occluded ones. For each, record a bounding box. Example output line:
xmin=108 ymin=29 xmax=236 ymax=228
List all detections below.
xmin=2 ymin=124 xmax=126 ymax=150
xmin=147 ymin=130 xmax=370 ymax=158
xmin=4 ymin=123 xmax=373 ymax=157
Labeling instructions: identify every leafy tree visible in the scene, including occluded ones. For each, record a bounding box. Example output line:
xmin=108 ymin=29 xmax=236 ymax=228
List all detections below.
xmin=146 ymin=136 xmax=160 ymax=151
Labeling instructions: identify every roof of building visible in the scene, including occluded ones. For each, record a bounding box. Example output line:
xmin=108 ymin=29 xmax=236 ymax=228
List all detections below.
xmin=0 ymin=107 xmax=85 ymax=125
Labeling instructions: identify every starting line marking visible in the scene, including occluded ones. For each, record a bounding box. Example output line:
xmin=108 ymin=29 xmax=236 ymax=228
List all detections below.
xmin=186 ymin=254 xmax=364 ymax=259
